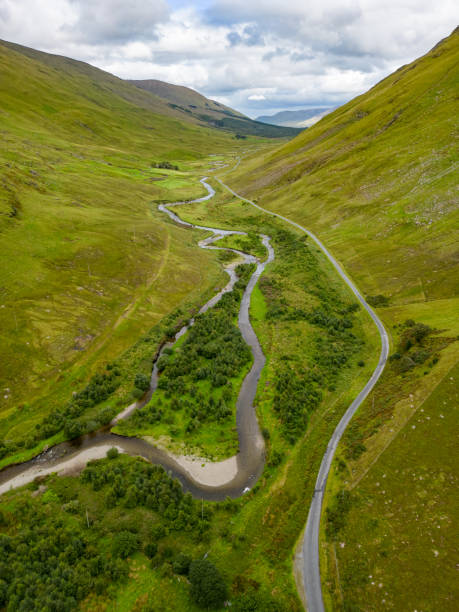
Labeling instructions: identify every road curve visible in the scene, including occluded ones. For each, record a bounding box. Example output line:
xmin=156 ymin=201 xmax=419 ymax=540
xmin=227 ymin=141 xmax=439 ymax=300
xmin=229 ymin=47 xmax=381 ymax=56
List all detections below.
xmin=216 ymin=170 xmax=389 ymax=612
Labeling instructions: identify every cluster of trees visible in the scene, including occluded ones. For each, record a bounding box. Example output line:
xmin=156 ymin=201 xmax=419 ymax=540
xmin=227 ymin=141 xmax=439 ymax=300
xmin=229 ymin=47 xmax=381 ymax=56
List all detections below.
xmin=273 ymin=366 xmax=323 ymax=443
xmin=153 ymin=161 xmax=179 ymax=170
xmin=389 ymin=319 xmax=434 ymax=373
xmin=260 ymin=231 xmax=364 ymax=442
xmin=0 ymin=503 xmax=128 ymax=611
xmin=271 ymin=315 xmax=361 ymax=443
xmin=81 ymin=457 xmax=201 ymax=532
xmin=36 ymin=367 xmax=120 ymax=440
xmin=0 ymin=366 xmax=121 ymax=459
xmin=127 ymin=265 xmax=254 ymax=437
xmin=0 ymin=454 xmax=226 ymax=611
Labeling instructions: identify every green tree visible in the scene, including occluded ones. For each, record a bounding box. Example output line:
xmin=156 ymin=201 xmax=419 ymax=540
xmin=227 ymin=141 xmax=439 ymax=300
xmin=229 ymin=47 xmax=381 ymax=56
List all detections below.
xmin=112 ymin=531 xmax=139 ymax=559
xmin=189 ymin=559 xmax=227 ymax=609
xmin=134 ymin=372 xmax=150 ymax=392
xmin=106 ymin=447 xmax=118 ymax=459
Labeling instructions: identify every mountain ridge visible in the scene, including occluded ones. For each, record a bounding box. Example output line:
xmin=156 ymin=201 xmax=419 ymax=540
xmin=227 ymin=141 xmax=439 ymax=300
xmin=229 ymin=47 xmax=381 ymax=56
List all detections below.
xmin=128 ymin=78 xmax=302 ymax=138
xmin=256 ymin=107 xmax=334 ymax=128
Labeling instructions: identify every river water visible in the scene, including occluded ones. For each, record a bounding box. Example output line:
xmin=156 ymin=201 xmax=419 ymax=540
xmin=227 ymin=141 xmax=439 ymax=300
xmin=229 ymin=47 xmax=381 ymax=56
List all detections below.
xmin=0 ymin=178 xmax=274 ymax=501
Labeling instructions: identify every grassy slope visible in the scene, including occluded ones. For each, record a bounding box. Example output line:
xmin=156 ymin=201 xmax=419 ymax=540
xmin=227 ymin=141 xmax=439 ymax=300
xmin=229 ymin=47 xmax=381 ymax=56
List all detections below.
xmin=0 ymin=40 xmax=258 ymax=456
xmin=230 ymin=28 xmax=458 ymax=305
xmin=129 ymin=78 xmax=302 ymax=139
xmin=127 ymin=78 xmax=248 ymax=118
xmin=223 ymin=28 xmax=459 ymax=610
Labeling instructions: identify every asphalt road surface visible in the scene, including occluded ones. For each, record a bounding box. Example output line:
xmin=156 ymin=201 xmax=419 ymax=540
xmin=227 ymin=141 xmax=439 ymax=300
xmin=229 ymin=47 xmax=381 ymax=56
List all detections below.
xmin=217 ymin=170 xmax=389 ymax=612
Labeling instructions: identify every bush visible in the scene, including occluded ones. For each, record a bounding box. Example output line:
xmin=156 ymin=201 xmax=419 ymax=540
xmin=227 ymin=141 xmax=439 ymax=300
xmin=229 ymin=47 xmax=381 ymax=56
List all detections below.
xmin=189 ymin=559 xmax=228 ymax=609
xmin=106 ymin=447 xmax=119 ymax=460
xmin=112 ymin=531 xmax=139 ymax=559
xmin=131 ymin=387 xmax=144 ymax=400
xmin=172 ymin=553 xmax=191 ymax=575
xmin=153 ymin=161 xmax=179 ymax=170
xmin=134 ymin=373 xmax=150 ymax=392
xmin=231 ymin=590 xmax=284 ymax=611
xmin=144 ymin=542 xmax=158 ymax=559
xmin=64 ymin=419 xmax=83 ymax=440
xmin=325 ymin=490 xmax=353 ymax=540
xmin=366 ymin=294 xmax=389 ymax=307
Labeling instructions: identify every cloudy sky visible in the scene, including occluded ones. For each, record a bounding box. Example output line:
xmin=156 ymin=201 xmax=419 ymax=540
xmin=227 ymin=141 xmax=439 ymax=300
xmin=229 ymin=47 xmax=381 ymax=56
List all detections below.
xmin=0 ymin=0 xmax=457 ymax=117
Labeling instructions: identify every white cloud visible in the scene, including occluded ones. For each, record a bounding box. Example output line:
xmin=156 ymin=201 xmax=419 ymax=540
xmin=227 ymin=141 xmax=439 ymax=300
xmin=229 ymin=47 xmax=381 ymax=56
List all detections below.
xmin=0 ymin=0 xmax=456 ymax=116
xmin=68 ymin=0 xmax=169 ymax=43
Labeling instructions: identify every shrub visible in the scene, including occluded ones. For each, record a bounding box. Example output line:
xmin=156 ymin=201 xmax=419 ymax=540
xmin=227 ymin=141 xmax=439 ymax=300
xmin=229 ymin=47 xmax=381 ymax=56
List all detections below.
xmin=189 ymin=559 xmax=228 ymax=609
xmin=131 ymin=387 xmax=144 ymax=400
xmin=153 ymin=161 xmax=179 ymax=170
xmin=231 ymin=590 xmax=284 ymax=611
xmin=64 ymin=420 xmax=83 ymax=440
xmin=106 ymin=447 xmax=119 ymax=460
xmin=172 ymin=553 xmax=191 ymax=575
xmin=325 ymin=490 xmax=353 ymax=540
xmin=144 ymin=542 xmax=158 ymax=559
xmin=134 ymin=373 xmax=150 ymax=392
xmin=112 ymin=531 xmax=139 ymax=559
xmin=365 ymin=294 xmax=389 ymax=307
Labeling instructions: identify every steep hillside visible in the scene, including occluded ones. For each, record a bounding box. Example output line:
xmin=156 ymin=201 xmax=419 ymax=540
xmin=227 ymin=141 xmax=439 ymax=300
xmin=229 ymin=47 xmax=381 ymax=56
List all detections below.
xmin=129 ymin=78 xmax=301 ymax=138
xmin=0 ymin=39 xmax=263 ymax=463
xmin=224 ymin=27 xmax=459 ymax=610
xmin=128 ymin=78 xmax=246 ymax=119
xmin=231 ymin=27 xmax=458 ymax=305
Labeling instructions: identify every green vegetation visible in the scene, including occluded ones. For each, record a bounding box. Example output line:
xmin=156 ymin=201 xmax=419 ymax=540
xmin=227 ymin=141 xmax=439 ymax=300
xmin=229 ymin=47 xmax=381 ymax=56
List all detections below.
xmin=115 ymin=264 xmax=255 ymax=459
xmin=164 ymin=178 xmax=379 ymax=608
xmin=215 ymin=232 xmax=268 ymax=260
xmin=221 ymin=28 xmax=458 ymax=609
xmin=1 ymin=27 xmax=457 ymax=612
xmin=0 ymin=39 xmax=258 ymax=463
xmin=0 ymin=172 xmax=379 ymax=610
xmin=0 ymin=453 xmax=225 ymax=611
xmin=322 ymin=360 xmax=459 ymax=611
xmin=129 ymin=79 xmax=301 ymax=139
xmin=189 ymin=560 xmax=228 ymax=609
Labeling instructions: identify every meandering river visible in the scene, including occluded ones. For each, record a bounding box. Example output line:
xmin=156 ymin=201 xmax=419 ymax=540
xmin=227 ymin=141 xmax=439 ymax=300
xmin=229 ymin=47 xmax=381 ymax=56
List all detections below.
xmin=0 ymin=178 xmax=274 ymax=501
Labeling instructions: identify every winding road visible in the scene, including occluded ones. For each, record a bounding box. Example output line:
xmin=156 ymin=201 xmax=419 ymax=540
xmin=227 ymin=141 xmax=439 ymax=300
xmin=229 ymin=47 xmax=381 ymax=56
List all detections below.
xmin=0 ymin=159 xmax=389 ymax=611
xmin=216 ymin=164 xmax=390 ymax=612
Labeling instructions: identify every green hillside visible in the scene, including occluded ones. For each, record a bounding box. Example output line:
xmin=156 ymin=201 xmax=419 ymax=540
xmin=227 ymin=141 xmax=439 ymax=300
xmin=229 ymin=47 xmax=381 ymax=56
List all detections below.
xmin=0 ymin=39 xmax=265 ymax=461
xmin=129 ymin=78 xmax=302 ymax=138
xmin=224 ymin=27 xmax=459 ymax=610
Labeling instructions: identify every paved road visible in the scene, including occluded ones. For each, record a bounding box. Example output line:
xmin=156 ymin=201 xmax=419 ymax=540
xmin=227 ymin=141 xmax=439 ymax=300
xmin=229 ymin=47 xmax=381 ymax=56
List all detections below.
xmin=217 ymin=173 xmax=389 ymax=612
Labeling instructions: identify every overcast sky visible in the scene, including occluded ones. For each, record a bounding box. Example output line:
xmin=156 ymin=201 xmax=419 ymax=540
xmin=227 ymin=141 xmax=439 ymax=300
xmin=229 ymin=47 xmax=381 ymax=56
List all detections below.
xmin=0 ymin=0 xmax=457 ymax=117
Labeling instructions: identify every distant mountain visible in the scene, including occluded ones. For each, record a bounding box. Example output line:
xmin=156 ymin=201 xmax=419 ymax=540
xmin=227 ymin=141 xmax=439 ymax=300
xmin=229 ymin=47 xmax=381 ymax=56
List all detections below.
xmin=256 ymin=108 xmax=334 ymax=128
xmin=128 ymin=79 xmax=301 ymax=139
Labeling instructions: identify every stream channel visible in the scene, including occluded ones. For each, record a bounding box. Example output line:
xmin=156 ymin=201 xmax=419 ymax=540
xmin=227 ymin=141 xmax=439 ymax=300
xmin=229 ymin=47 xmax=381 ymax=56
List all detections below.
xmin=0 ymin=178 xmax=274 ymax=502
